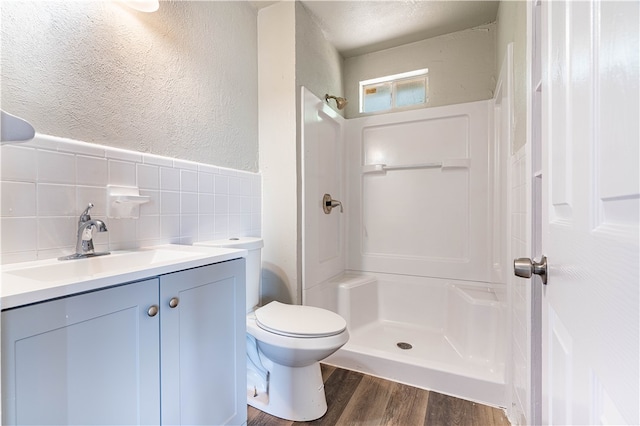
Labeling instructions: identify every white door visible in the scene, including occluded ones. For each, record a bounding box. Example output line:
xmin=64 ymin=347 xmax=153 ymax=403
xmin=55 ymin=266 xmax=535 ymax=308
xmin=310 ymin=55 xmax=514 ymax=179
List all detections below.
xmin=540 ymin=1 xmax=639 ymax=424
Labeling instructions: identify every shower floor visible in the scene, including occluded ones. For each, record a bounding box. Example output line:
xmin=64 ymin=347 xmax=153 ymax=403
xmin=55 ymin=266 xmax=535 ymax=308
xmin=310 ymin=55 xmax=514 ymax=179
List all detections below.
xmin=325 ymin=319 xmax=506 ymax=407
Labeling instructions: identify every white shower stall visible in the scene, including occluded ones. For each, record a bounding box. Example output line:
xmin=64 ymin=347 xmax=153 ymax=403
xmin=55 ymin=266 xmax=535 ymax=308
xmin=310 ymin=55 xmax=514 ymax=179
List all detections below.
xmin=301 ymin=87 xmax=508 ymax=407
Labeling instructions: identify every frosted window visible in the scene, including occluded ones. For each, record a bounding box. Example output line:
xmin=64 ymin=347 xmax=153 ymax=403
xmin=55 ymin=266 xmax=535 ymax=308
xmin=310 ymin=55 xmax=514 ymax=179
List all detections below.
xmin=396 ymin=78 xmax=427 ymax=108
xmin=363 ymin=83 xmax=392 ymax=113
xmin=360 ymin=69 xmax=428 ymax=114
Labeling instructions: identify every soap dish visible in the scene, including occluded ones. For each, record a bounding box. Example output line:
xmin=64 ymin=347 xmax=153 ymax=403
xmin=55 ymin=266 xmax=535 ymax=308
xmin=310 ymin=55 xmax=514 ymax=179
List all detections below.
xmin=107 ymin=185 xmax=150 ymax=219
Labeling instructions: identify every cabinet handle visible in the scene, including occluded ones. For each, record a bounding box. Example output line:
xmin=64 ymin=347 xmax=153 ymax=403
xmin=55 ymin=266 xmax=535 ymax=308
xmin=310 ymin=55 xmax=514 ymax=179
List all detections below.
xmin=147 ymin=305 xmax=159 ymax=317
xmin=169 ymin=297 xmax=179 ymax=308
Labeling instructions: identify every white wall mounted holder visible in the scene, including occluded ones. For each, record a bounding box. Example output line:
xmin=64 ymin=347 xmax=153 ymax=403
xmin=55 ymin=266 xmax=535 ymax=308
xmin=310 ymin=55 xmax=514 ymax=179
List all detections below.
xmin=107 ymin=185 xmax=150 ymax=219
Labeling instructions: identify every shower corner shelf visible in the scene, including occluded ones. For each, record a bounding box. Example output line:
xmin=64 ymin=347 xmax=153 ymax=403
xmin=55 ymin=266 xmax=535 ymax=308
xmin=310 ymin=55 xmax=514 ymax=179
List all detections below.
xmin=107 ymin=185 xmax=150 ymax=219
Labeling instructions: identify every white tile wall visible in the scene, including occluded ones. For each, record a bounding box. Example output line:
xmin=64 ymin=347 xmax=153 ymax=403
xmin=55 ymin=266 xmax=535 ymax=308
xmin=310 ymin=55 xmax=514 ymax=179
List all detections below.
xmin=1 ymin=145 xmax=37 ymax=182
xmin=160 ymin=167 xmax=180 ymax=191
xmin=109 ymin=160 xmax=136 ymax=187
xmin=136 ymin=164 xmax=159 ymax=190
xmin=180 ymin=170 xmax=198 ymax=192
xmin=77 ymin=155 xmax=108 ymax=186
xmin=0 ymin=134 xmax=261 ymax=263
xmin=37 ymin=150 xmax=75 ymax=184
xmin=1 ymin=181 xmax=36 ymax=217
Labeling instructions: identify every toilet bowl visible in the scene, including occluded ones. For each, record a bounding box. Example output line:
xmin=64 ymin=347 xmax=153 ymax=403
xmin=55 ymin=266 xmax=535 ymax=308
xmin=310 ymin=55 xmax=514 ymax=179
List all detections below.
xmin=194 ymin=237 xmax=349 ymax=421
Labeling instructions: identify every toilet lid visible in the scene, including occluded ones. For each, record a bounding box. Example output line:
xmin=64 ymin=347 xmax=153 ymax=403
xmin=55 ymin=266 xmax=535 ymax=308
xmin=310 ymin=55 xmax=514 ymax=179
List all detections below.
xmin=255 ymin=301 xmax=347 ymax=338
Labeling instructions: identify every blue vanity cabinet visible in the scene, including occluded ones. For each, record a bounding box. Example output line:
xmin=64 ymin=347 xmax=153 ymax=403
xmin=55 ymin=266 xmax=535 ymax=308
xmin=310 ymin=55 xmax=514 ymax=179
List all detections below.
xmin=160 ymin=259 xmax=246 ymax=425
xmin=1 ymin=278 xmax=161 ymax=425
xmin=1 ymin=258 xmax=247 ymax=426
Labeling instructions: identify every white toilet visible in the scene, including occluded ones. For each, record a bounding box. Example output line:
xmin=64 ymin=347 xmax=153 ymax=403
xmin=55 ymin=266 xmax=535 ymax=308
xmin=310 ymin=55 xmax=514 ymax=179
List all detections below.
xmin=195 ymin=237 xmax=349 ymax=421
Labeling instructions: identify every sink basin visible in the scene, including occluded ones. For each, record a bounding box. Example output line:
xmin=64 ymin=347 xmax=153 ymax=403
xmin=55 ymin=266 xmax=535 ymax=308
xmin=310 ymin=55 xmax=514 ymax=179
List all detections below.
xmin=1 ymin=244 xmax=247 ymax=310
xmin=7 ymin=249 xmax=199 ymax=282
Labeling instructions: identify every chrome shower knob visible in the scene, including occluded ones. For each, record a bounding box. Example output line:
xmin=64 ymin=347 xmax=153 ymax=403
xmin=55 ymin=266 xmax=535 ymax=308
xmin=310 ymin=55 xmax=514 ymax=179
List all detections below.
xmin=323 ymin=193 xmax=343 ymax=214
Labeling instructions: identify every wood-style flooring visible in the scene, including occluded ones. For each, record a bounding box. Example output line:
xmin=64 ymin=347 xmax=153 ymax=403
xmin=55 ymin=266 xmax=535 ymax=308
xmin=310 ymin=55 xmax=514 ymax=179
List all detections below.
xmin=247 ymin=364 xmax=510 ymax=426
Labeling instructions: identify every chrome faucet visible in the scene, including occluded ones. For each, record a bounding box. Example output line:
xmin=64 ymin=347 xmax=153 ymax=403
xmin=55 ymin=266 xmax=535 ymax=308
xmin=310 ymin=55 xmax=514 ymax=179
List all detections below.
xmin=59 ymin=203 xmax=110 ymax=260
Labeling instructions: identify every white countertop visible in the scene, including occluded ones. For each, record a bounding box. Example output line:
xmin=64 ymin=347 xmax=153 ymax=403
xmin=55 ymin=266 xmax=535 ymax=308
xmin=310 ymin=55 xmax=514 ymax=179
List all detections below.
xmin=0 ymin=244 xmax=246 ymax=310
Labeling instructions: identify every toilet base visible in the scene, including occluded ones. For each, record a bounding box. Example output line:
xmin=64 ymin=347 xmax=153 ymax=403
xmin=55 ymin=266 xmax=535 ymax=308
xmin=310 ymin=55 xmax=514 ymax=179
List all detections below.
xmin=247 ymin=360 xmax=328 ymax=421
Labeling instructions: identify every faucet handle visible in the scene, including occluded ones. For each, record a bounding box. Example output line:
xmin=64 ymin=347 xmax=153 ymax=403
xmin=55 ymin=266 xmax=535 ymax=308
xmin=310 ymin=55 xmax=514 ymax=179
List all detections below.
xmin=79 ymin=203 xmax=94 ymax=222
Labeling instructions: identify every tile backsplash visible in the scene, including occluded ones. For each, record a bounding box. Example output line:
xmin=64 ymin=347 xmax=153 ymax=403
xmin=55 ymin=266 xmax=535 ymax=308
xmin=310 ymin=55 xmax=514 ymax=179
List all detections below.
xmin=0 ymin=134 xmax=261 ymax=264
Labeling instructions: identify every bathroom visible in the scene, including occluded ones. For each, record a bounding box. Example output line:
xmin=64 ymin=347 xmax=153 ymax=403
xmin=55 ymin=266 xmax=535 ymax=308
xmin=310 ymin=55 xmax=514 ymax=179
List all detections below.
xmin=1 ymin=1 xmax=638 ymax=425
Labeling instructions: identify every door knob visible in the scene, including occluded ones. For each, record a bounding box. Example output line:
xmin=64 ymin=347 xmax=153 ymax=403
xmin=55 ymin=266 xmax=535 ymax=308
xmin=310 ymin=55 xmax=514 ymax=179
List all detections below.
xmin=514 ymin=255 xmax=548 ymax=284
xmin=169 ymin=297 xmax=179 ymax=308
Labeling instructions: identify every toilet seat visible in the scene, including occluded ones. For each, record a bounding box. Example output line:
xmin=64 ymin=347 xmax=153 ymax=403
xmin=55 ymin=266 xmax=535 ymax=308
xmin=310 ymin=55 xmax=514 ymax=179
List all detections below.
xmin=255 ymin=301 xmax=346 ymax=338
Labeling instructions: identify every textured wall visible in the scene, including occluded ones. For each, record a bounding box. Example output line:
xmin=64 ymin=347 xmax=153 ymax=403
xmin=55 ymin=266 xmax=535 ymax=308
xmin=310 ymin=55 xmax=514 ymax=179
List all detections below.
xmin=1 ymin=1 xmax=258 ymax=171
xmin=295 ymin=2 xmax=344 ymax=115
xmin=343 ymin=23 xmax=496 ymax=119
xmin=257 ymin=2 xmax=345 ymax=305
xmin=257 ymin=1 xmax=298 ymax=305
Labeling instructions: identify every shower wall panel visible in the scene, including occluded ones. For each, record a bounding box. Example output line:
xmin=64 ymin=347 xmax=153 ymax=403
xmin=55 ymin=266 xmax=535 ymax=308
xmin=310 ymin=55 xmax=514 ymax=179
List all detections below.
xmin=346 ymin=101 xmax=491 ymax=282
xmin=301 ymin=88 xmax=346 ymax=291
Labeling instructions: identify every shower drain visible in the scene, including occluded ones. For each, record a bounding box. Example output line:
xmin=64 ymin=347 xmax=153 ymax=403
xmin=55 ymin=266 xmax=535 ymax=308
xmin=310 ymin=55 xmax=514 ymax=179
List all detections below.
xmin=396 ymin=342 xmax=413 ymax=350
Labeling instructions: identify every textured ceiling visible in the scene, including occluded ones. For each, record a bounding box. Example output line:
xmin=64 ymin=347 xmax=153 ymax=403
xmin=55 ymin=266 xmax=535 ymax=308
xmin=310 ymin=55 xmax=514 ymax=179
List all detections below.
xmin=251 ymin=1 xmax=499 ymax=58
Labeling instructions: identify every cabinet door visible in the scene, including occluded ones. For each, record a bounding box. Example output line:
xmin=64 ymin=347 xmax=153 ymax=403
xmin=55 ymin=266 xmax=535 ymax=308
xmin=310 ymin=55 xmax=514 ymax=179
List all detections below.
xmin=160 ymin=259 xmax=246 ymax=425
xmin=1 ymin=279 xmax=160 ymax=425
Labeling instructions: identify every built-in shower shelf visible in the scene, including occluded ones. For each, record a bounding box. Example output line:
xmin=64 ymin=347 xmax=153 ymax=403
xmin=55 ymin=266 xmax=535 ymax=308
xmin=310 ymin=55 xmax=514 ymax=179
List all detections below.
xmin=362 ymin=158 xmax=469 ymax=174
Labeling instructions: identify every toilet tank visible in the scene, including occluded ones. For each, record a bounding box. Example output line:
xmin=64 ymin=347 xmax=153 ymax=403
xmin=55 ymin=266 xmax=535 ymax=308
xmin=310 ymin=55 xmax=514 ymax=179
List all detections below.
xmin=194 ymin=237 xmax=263 ymax=313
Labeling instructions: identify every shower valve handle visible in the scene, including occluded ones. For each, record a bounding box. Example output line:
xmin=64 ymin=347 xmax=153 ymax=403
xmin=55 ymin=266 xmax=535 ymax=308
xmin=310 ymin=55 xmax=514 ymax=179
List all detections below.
xmin=323 ymin=193 xmax=343 ymax=214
